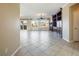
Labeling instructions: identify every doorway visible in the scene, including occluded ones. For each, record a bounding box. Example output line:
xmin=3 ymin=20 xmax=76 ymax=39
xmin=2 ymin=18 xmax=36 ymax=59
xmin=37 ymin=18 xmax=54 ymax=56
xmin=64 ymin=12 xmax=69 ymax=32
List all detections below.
xmin=70 ymin=4 xmax=79 ymax=42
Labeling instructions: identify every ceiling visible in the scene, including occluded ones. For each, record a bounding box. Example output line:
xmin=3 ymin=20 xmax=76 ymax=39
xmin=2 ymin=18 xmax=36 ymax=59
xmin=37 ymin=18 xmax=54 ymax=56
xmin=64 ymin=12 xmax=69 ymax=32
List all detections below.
xmin=20 ymin=3 xmax=66 ymax=18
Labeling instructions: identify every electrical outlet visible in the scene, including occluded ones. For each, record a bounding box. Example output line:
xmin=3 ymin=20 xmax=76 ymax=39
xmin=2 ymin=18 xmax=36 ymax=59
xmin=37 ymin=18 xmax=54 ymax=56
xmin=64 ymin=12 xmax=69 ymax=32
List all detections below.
xmin=5 ymin=48 xmax=8 ymax=54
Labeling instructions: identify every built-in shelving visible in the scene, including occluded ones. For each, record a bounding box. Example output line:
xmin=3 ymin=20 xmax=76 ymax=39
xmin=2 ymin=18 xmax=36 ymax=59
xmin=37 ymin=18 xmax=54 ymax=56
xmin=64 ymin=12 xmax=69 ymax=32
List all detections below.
xmin=50 ymin=8 xmax=62 ymax=38
xmin=52 ymin=9 xmax=62 ymax=27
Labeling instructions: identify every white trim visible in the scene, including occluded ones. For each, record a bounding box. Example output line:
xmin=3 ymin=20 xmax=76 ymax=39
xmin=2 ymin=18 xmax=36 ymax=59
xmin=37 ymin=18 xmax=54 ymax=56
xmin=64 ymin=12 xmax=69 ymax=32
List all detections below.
xmin=63 ymin=38 xmax=69 ymax=42
xmin=11 ymin=45 xmax=21 ymax=56
xmin=62 ymin=3 xmax=69 ymax=8
xmin=65 ymin=39 xmax=69 ymax=42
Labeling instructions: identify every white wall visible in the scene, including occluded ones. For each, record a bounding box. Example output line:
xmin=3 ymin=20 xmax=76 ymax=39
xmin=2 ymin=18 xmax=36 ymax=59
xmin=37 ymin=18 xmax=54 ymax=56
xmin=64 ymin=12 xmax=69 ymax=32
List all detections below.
xmin=62 ymin=3 xmax=75 ymax=42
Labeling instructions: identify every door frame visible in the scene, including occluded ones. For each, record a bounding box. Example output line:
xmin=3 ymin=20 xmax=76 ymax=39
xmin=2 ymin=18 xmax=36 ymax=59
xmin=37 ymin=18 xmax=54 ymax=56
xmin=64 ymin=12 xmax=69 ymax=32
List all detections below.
xmin=69 ymin=4 xmax=79 ymax=42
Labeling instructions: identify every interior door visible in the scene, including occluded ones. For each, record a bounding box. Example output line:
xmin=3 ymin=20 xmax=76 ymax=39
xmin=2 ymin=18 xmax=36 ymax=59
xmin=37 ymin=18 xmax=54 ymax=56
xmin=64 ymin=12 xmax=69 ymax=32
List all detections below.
xmin=73 ymin=5 xmax=79 ymax=41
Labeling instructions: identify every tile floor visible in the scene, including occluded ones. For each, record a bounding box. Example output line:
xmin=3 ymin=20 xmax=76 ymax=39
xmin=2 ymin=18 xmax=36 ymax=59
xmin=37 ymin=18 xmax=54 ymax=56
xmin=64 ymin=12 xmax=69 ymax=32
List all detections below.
xmin=15 ymin=30 xmax=79 ymax=56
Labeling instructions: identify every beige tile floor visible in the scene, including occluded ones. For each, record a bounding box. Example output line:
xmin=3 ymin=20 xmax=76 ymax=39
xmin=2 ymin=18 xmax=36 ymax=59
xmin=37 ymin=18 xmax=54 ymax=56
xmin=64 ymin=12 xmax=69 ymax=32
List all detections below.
xmin=15 ymin=30 xmax=79 ymax=56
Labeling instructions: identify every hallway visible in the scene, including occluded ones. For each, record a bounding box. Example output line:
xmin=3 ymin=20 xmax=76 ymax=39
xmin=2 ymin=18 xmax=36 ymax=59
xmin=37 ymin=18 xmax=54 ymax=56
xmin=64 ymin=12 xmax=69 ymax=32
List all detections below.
xmin=15 ymin=30 xmax=79 ymax=56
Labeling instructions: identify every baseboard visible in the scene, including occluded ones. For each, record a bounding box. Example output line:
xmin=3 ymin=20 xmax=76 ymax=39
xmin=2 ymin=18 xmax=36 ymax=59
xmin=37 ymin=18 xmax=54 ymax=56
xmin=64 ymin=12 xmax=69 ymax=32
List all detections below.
xmin=63 ymin=38 xmax=69 ymax=42
xmin=11 ymin=45 xmax=21 ymax=56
